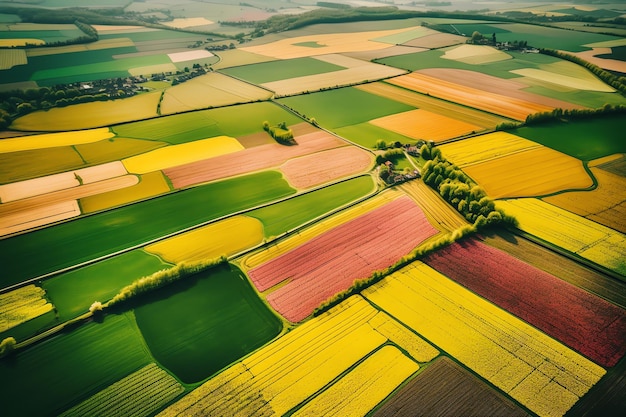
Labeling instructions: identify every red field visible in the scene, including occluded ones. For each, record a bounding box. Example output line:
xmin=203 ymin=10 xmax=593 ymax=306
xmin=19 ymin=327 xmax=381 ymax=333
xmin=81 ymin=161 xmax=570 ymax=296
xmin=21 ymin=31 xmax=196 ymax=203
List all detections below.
xmin=249 ymin=196 xmax=438 ymax=322
xmin=165 ymin=126 xmax=345 ymax=189
xmin=423 ymin=238 xmax=626 ymax=367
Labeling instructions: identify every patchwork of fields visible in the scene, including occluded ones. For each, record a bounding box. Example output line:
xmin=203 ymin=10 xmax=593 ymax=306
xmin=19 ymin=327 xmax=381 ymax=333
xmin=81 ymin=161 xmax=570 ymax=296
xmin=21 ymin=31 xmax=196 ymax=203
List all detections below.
xmin=1 ymin=10 xmax=626 ymax=417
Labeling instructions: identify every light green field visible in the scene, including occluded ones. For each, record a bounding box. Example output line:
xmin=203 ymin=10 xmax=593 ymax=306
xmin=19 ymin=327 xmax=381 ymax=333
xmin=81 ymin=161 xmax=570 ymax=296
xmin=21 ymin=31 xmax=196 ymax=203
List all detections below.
xmin=0 ymin=312 xmax=152 ymax=417
xmin=334 ymin=122 xmax=416 ymax=149
xmin=221 ymin=57 xmax=345 ymax=83
xmin=113 ymin=102 xmax=302 ymax=144
xmin=0 ymin=146 xmax=84 ymax=183
xmin=75 ymin=137 xmax=169 ymax=165
xmin=43 ymin=250 xmax=172 ymax=322
xmin=278 ymin=87 xmax=414 ymax=129
xmin=135 ymin=263 xmax=282 ymax=384
xmin=248 ymin=175 xmax=376 ymax=238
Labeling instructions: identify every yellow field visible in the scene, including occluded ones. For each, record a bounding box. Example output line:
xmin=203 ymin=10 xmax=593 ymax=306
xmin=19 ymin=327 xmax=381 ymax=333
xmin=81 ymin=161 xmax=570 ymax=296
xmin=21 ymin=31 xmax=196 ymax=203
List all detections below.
xmin=145 ymin=216 xmax=264 ymax=264
xmin=262 ymin=56 xmax=405 ymax=96
xmin=210 ymin=49 xmax=276 ymax=70
xmin=497 ymin=198 xmax=626 ymax=275
xmin=80 ymin=171 xmax=171 ymax=213
xmin=159 ymin=73 xmax=272 ymax=115
xmin=26 ymin=38 xmax=135 ymax=57
xmin=75 ymin=137 xmax=168 ymax=165
xmin=162 ymin=17 xmax=214 ymax=28
xmin=370 ymin=109 xmax=482 ymax=143
xmin=356 ymin=83 xmax=508 ymax=129
xmin=0 ymin=146 xmax=85 ymax=184
xmin=241 ymin=27 xmax=422 ymax=59
xmin=511 ymin=68 xmax=614 ymax=92
xmin=442 ymin=44 xmax=512 ymax=64
xmin=399 ymin=181 xmax=468 ymax=232
xmin=0 ymin=39 xmax=44 ymax=47
xmin=0 ymin=285 xmax=53 ymax=332
xmin=463 ymin=147 xmax=592 ymax=198
xmin=0 ymin=49 xmax=27 ymax=70
xmin=388 ymin=73 xmax=553 ymax=121
xmin=11 ymin=92 xmax=160 ymax=131
xmin=241 ymin=189 xmax=405 ymax=270
xmin=362 ymin=261 xmax=606 ymax=417
xmin=293 ymin=346 xmax=418 ymax=417
xmin=545 ymin=167 xmax=626 ymax=233
xmin=440 ymin=132 xmax=542 ymax=167
xmin=122 ymin=136 xmax=244 ymax=174
xmin=0 ymin=128 xmax=113 ymax=153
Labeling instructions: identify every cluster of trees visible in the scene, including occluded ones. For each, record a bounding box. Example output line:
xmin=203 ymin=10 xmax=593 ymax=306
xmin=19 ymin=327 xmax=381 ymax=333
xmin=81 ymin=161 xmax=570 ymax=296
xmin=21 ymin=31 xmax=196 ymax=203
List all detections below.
xmin=422 ymin=150 xmax=516 ymax=228
xmin=263 ymin=121 xmax=296 ymax=145
xmin=0 ymin=336 xmax=16 ymax=358
xmin=540 ymin=48 xmax=626 ymax=95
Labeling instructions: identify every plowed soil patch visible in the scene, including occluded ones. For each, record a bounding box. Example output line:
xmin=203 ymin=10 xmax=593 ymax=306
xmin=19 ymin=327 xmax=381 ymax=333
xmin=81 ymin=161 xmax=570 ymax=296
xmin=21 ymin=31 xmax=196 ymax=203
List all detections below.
xmin=374 ymin=357 xmax=528 ymax=417
xmin=280 ymin=147 xmax=372 ymax=189
xmin=424 ymin=238 xmax=626 ymax=367
xmin=165 ymin=129 xmax=345 ymax=189
xmin=248 ymin=196 xmax=438 ymax=322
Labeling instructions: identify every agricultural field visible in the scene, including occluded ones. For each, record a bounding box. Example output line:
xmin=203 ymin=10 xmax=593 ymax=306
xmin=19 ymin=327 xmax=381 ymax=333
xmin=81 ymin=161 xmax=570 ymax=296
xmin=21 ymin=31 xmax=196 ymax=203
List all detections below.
xmin=2 ymin=6 xmax=626 ymax=417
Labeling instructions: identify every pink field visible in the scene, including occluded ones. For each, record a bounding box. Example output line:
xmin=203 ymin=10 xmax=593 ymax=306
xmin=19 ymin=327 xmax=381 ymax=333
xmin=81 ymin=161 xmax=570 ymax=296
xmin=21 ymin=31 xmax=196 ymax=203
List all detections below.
xmin=424 ymin=238 xmax=626 ymax=367
xmin=165 ymin=124 xmax=345 ymax=189
xmin=249 ymin=196 xmax=438 ymax=322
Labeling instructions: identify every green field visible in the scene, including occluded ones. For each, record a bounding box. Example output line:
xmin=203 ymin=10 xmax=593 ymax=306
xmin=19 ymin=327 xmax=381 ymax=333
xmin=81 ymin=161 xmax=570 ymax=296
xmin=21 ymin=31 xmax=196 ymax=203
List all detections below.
xmin=0 ymin=28 xmax=83 ymax=43
xmin=0 ymin=46 xmax=137 ymax=84
xmin=0 ymin=14 xmax=20 ymax=23
xmin=43 ymin=250 xmax=172 ymax=322
xmin=113 ymin=102 xmax=302 ymax=144
xmin=248 ymin=175 xmax=376 ymax=238
xmin=134 ymin=263 xmax=281 ymax=384
xmin=278 ymin=87 xmax=414 ymax=129
xmin=0 ymin=312 xmax=152 ymax=417
xmin=513 ymin=115 xmax=626 ymax=161
xmin=35 ymin=0 xmax=129 ymax=6
xmin=221 ymin=57 xmax=345 ymax=84
xmin=334 ymin=122 xmax=416 ymax=149
xmin=0 ymin=171 xmax=295 ymax=287
xmin=99 ymin=30 xmax=206 ymax=43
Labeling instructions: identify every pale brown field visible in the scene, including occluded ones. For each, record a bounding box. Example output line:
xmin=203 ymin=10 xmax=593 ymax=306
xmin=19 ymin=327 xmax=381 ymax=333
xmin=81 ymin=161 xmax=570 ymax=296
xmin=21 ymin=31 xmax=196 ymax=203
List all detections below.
xmin=0 ymin=200 xmax=80 ymax=237
xmin=402 ymin=32 xmax=466 ymax=49
xmin=0 ymin=49 xmax=27 ymax=70
xmin=370 ymin=109 xmax=482 ymax=142
xmin=280 ymin=146 xmax=372 ymax=189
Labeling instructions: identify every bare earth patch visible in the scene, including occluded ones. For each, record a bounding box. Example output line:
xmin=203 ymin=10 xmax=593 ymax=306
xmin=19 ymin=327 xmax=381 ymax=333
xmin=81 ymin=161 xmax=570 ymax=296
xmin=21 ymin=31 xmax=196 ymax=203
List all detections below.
xmin=0 ymin=200 xmax=80 ymax=237
xmin=280 ymin=147 xmax=372 ymax=189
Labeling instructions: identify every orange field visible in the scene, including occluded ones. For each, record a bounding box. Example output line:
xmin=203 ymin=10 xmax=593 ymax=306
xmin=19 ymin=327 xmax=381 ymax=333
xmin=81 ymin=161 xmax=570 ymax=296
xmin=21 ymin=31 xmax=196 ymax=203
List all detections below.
xmin=370 ymin=109 xmax=482 ymax=143
xmin=388 ymin=72 xmax=554 ymax=121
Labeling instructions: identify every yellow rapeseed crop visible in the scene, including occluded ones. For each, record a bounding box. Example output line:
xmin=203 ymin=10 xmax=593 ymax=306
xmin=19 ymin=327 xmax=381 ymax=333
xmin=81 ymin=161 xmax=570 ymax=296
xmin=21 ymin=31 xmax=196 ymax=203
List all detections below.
xmin=497 ymin=198 xmax=625 ymax=275
xmin=362 ymin=261 xmax=606 ymax=417
xmin=159 ymin=296 xmax=436 ymax=416
xmin=0 ymin=285 xmax=53 ymax=332
xmin=122 ymin=136 xmax=244 ymax=174
xmin=145 ymin=216 xmax=264 ymax=264
xmin=440 ymin=132 xmax=541 ymax=167
xmin=80 ymin=171 xmax=171 ymax=213
xmin=0 ymin=128 xmax=114 ymax=154
xmin=293 ymin=345 xmax=419 ymax=417
xmin=463 ymin=146 xmax=592 ymax=198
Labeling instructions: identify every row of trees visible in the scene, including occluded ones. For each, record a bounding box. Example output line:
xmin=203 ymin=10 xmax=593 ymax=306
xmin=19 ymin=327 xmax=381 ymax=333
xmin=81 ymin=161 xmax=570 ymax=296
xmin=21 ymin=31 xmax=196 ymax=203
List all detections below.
xmin=495 ymin=104 xmax=626 ymax=131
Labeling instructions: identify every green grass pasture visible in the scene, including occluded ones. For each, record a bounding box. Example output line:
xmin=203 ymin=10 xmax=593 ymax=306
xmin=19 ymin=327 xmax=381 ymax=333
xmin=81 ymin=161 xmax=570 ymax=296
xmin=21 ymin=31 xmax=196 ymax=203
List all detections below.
xmin=0 ymin=28 xmax=83 ymax=43
xmin=0 ymin=171 xmax=295 ymax=287
xmin=43 ymin=250 xmax=171 ymax=322
xmin=100 ymin=30 xmax=206 ymax=43
xmin=113 ymin=102 xmax=302 ymax=144
xmin=221 ymin=57 xmax=345 ymax=84
xmin=278 ymin=87 xmax=414 ymax=129
xmin=248 ymin=175 xmax=376 ymax=238
xmin=513 ymin=115 xmax=626 ymax=161
xmin=0 ymin=14 xmax=20 ymax=23
xmin=0 ymin=313 xmax=151 ymax=417
xmin=134 ymin=263 xmax=281 ymax=384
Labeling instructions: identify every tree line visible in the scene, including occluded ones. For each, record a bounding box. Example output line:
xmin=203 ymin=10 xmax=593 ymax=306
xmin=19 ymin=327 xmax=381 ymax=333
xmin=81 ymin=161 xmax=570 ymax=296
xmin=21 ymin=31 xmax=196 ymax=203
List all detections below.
xmin=495 ymin=104 xmax=626 ymax=131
